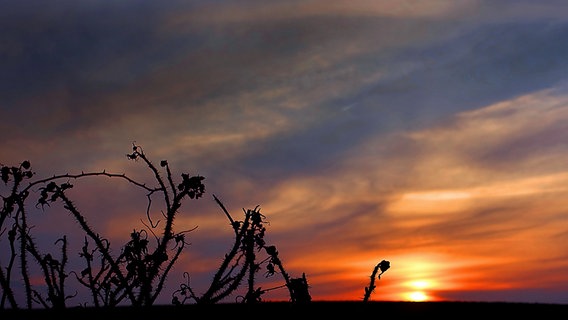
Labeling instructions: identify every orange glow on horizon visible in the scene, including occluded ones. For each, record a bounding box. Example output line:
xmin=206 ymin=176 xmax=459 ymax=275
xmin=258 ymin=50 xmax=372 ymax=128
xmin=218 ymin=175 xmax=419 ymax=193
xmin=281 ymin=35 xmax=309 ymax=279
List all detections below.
xmin=401 ymin=280 xmax=435 ymax=302
xmin=271 ymin=252 xmax=463 ymax=302
xmin=407 ymin=291 xmax=428 ymax=301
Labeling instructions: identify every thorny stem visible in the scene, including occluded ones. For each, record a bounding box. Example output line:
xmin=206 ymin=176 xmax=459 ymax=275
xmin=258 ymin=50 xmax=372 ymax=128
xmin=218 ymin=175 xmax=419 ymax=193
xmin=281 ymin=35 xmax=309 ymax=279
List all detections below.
xmin=363 ymin=260 xmax=390 ymax=302
xmin=56 ymin=189 xmax=136 ymax=305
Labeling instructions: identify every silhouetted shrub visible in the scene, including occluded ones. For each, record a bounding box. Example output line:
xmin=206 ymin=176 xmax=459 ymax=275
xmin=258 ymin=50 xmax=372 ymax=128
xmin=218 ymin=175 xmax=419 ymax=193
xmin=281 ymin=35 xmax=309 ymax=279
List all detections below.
xmin=0 ymin=144 xmax=312 ymax=310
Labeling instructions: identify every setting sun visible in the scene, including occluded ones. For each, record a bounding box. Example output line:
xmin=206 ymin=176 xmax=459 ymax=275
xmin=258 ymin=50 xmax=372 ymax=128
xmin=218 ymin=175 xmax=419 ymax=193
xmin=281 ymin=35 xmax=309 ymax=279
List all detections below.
xmin=407 ymin=291 xmax=428 ymax=301
xmin=404 ymin=280 xmax=433 ymax=301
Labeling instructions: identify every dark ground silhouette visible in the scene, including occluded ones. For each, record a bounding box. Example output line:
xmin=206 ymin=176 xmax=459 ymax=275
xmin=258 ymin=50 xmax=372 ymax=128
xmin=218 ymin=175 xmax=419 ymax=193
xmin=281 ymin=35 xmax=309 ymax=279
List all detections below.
xmin=2 ymin=301 xmax=568 ymax=319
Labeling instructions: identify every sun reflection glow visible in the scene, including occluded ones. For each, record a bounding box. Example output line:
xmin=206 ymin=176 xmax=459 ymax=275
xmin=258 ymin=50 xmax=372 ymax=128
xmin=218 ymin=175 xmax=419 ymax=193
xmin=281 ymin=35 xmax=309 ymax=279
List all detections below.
xmin=402 ymin=278 xmax=433 ymax=301
xmin=410 ymin=280 xmax=430 ymax=289
xmin=407 ymin=291 xmax=428 ymax=301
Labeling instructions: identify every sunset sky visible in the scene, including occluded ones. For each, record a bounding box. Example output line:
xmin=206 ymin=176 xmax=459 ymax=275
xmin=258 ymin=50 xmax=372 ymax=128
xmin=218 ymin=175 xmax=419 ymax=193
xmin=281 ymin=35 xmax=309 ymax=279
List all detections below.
xmin=2 ymin=0 xmax=568 ymax=305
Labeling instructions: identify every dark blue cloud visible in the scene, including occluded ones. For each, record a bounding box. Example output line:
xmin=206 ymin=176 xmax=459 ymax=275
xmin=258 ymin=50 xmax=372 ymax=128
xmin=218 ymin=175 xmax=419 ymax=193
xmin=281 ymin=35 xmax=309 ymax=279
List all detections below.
xmin=225 ymin=19 xmax=568 ymax=185
xmin=4 ymin=1 xmax=568 ymax=192
xmin=0 ymin=1 xmax=204 ymax=106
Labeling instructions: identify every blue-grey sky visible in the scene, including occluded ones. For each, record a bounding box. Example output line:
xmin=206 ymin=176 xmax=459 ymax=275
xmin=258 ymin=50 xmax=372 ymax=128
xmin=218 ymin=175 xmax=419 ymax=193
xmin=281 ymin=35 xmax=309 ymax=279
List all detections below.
xmin=2 ymin=0 xmax=568 ymax=305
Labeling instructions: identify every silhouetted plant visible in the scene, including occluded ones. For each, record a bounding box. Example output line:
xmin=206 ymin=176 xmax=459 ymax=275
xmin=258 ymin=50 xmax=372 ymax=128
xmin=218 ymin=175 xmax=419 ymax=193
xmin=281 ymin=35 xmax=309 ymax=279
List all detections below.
xmin=2 ymin=144 xmax=388 ymax=310
xmin=171 ymin=195 xmax=310 ymax=304
xmin=1 ymin=144 xmax=205 ymax=309
xmin=363 ymin=259 xmax=390 ymax=302
xmin=1 ymin=159 xmax=37 ymax=309
xmin=27 ymin=235 xmax=76 ymax=309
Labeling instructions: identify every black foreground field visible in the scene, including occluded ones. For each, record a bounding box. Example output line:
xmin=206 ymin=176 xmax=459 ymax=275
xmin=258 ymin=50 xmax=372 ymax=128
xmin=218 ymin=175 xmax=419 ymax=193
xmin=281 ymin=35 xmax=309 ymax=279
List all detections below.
xmin=2 ymin=301 xmax=568 ymax=319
